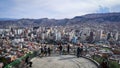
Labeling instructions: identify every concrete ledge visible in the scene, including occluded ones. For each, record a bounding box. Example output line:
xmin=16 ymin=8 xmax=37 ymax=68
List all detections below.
xmin=82 ymin=56 xmax=100 ymax=68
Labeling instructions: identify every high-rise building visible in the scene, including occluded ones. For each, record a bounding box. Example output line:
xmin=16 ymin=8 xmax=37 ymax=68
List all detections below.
xmin=41 ymin=33 xmax=45 ymax=40
xmin=89 ymin=31 xmax=94 ymax=43
xmin=100 ymin=30 xmax=104 ymax=39
xmin=95 ymin=30 xmax=103 ymax=41
xmin=107 ymin=32 xmax=112 ymax=40
xmin=55 ymin=31 xmax=61 ymax=41
xmin=69 ymin=31 xmax=75 ymax=41
xmin=115 ymin=32 xmax=119 ymax=41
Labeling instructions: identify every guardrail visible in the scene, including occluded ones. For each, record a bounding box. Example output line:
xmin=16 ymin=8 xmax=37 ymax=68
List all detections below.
xmin=4 ymin=51 xmax=36 ymax=68
xmin=82 ymin=56 xmax=100 ymax=68
xmin=92 ymin=55 xmax=120 ymax=68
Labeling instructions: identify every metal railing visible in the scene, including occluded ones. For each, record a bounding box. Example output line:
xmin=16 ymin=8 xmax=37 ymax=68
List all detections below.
xmin=4 ymin=51 xmax=36 ymax=68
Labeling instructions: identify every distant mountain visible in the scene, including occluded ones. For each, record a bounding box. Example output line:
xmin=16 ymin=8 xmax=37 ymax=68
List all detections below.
xmin=0 ymin=18 xmax=17 ymax=21
xmin=73 ymin=13 xmax=120 ymax=23
xmin=0 ymin=12 xmax=120 ymax=28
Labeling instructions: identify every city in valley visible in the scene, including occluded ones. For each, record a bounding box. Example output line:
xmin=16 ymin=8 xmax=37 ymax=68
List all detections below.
xmin=0 ymin=0 xmax=120 ymax=68
xmin=0 ymin=23 xmax=120 ymax=68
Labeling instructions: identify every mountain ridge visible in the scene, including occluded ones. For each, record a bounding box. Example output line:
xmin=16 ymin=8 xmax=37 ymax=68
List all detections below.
xmin=0 ymin=12 xmax=120 ymax=28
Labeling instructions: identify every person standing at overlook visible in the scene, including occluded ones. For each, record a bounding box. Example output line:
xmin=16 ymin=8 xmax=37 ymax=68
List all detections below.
xmin=44 ymin=46 xmax=47 ymax=56
xmin=67 ymin=45 xmax=70 ymax=54
xmin=47 ymin=46 xmax=51 ymax=56
xmin=77 ymin=46 xmax=80 ymax=58
xmin=59 ymin=45 xmax=63 ymax=55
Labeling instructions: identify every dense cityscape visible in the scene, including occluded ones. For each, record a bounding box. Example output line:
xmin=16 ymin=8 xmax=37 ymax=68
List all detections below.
xmin=0 ymin=24 xmax=120 ymax=68
xmin=0 ymin=0 xmax=120 ymax=68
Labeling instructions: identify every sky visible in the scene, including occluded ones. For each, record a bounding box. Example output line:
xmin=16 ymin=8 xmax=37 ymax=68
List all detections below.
xmin=0 ymin=0 xmax=120 ymax=19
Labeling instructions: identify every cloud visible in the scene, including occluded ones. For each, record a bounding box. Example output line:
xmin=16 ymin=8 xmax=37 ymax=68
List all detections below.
xmin=97 ymin=6 xmax=110 ymax=13
xmin=0 ymin=0 xmax=120 ymax=19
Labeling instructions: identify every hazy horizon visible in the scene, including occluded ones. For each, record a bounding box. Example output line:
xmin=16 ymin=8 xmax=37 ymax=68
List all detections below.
xmin=0 ymin=0 xmax=120 ymax=19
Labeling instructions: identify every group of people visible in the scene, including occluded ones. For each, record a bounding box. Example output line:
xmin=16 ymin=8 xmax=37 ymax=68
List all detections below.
xmin=38 ymin=44 xmax=84 ymax=58
xmin=39 ymin=45 xmax=51 ymax=57
xmin=56 ymin=45 xmax=71 ymax=55
xmin=38 ymin=44 xmax=71 ymax=57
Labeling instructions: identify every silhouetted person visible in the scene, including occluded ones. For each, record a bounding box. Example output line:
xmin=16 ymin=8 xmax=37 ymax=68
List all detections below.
xmin=59 ymin=45 xmax=63 ymax=55
xmin=25 ymin=56 xmax=29 ymax=65
xmin=80 ymin=46 xmax=83 ymax=56
xmin=29 ymin=61 xmax=33 ymax=67
xmin=40 ymin=47 xmax=44 ymax=57
xmin=77 ymin=46 xmax=80 ymax=58
xmin=47 ymin=47 xmax=51 ymax=56
xmin=44 ymin=46 xmax=47 ymax=56
xmin=67 ymin=45 xmax=70 ymax=54
xmin=25 ymin=56 xmax=33 ymax=67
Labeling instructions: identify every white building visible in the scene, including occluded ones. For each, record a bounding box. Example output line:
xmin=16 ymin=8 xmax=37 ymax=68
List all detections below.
xmin=55 ymin=32 xmax=61 ymax=41
xmin=0 ymin=28 xmax=10 ymax=34
xmin=115 ymin=32 xmax=119 ymax=41
xmin=95 ymin=30 xmax=103 ymax=41
xmin=14 ymin=29 xmax=23 ymax=35
xmin=69 ymin=31 xmax=75 ymax=41
xmin=14 ymin=38 xmax=24 ymax=43
xmin=41 ymin=33 xmax=45 ymax=40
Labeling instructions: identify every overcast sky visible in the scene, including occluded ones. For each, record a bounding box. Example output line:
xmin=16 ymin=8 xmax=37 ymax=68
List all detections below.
xmin=0 ymin=0 xmax=120 ymax=19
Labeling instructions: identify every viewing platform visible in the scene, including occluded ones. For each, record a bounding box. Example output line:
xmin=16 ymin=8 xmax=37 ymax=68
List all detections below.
xmin=31 ymin=55 xmax=98 ymax=68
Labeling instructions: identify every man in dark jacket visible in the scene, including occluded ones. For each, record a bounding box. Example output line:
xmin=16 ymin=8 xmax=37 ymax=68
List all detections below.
xmin=67 ymin=45 xmax=70 ymax=54
xmin=80 ymin=46 xmax=83 ymax=56
xmin=40 ymin=47 xmax=44 ymax=57
xmin=25 ymin=56 xmax=33 ymax=67
xmin=77 ymin=46 xmax=80 ymax=58
xmin=25 ymin=56 xmax=29 ymax=65
xmin=59 ymin=45 xmax=63 ymax=55
xmin=47 ymin=46 xmax=51 ymax=56
xmin=44 ymin=46 xmax=47 ymax=56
